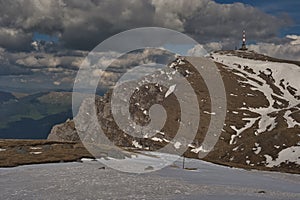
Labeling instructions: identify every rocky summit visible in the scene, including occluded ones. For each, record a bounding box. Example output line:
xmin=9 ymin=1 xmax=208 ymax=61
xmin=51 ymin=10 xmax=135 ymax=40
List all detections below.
xmin=48 ymin=50 xmax=300 ymax=174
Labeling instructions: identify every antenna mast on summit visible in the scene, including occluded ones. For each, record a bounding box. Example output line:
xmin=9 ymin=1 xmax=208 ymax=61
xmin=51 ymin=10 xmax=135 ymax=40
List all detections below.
xmin=240 ymin=30 xmax=248 ymax=50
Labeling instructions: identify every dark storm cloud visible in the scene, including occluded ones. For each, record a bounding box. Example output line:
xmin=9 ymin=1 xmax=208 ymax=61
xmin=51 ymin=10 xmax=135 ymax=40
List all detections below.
xmin=0 ymin=28 xmax=32 ymax=51
xmin=60 ymin=0 xmax=156 ymax=50
xmin=182 ymin=1 xmax=291 ymax=42
xmin=0 ymin=0 xmax=293 ymax=51
xmin=0 ymin=1 xmax=64 ymax=34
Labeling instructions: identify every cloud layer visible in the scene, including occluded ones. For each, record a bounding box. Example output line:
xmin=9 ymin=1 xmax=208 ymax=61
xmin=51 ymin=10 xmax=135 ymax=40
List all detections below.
xmin=0 ymin=0 xmax=299 ymax=93
xmin=0 ymin=0 xmax=293 ymax=51
xmin=248 ymin=35 xmax=300 ymax=60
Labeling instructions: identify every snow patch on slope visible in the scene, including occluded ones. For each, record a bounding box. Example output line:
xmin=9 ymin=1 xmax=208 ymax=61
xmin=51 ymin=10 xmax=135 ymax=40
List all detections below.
xmin=165 ymin=84 xmax=176 ymax=98
xmin=191 ymin=145 xmax=210 ymax=153
xmin=284 ymin=110 xmax=300 ymax=128
xmin=264 ymin=146 xmax=300 ymax=167
xmin=212 ymin=52 xmax=300 ymax=142
xmin=132 ymin=140 xmax=143 ymax=149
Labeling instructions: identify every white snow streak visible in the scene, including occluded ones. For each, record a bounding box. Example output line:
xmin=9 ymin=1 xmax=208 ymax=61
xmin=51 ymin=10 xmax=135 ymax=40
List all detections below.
xmin=191 ymin=145 xmax=210 ymax=153
xmin=284 ymin=110 xmax=300 ymax=128
xmin=230 ymin=118 xmax=258 ymax=145
xmin=165 ymin=84 xmax=176 ymax=98
xmin=132 ymin=140 xmax=143 ymax=149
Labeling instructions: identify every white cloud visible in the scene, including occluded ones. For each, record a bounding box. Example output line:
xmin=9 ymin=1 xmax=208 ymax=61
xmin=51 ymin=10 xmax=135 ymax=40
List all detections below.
xmin=187 ymin=44 xmax=208 ymax=56
xmin=53 ymin=81 xmax=61 ymax=86
xmin=187 ymin=42 xmax=224 ymax=56
xmin=286 ymin=35 xmax=300 ymax=45
xmin=204 ymin=42 xmax=223 ymax=52
xmin=15 ymin=52 xmax=85 ymax=69
xmin=151 ymin=0 xmax=210 ymax=31
xmin=248 ymin=35 xmax=300 ymax=61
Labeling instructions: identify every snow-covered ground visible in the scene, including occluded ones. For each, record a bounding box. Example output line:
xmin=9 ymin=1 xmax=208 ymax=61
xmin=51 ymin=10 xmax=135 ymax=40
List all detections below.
xmin=0 ymin=156 xmax=299 ymax=200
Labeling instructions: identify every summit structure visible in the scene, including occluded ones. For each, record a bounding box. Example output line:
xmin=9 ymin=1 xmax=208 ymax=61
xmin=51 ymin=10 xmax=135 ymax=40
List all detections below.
xmin=240 ymin=30 xmax=248 ymax=50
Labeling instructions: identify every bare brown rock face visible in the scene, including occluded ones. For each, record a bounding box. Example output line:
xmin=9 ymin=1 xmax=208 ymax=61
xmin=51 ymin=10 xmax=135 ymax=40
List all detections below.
xmin=48 ymin=50 xmax=300 ymax=173
xmin=47 ymin=119 xmax=79 ymax=142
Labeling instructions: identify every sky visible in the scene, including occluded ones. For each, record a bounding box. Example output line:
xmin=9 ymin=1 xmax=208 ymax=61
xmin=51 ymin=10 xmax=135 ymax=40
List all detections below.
xmin=0 ymin=0 xmax=299 ymax=93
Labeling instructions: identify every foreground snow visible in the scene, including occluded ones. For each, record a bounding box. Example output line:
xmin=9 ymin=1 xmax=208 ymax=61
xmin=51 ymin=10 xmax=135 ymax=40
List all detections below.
xmin=0 ymin=155 xmax=299 ymax=200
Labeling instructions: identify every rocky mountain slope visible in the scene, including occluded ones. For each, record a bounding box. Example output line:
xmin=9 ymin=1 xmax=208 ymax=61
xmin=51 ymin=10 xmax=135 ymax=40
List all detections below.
xmin=48 ymin=50 xmax=300 ymax=173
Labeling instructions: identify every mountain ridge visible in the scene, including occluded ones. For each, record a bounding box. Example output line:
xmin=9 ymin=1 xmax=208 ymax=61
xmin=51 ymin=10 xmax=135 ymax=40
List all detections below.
xmin=48 ymin=50 xmax=300 ymax=173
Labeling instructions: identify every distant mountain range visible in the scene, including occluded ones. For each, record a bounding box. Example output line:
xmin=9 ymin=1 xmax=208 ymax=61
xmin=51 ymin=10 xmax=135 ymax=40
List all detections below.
xmin=0 ymin=91 xmax=73 ymax=139
xmin=48 ymin=50 xmax=300 ymax=173
xmin=0 ymin=91 xmax=16 ymax=104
